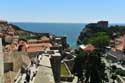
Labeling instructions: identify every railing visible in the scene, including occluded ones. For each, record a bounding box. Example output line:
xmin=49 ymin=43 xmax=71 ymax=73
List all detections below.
xmin=14 ymin=68 xmax=21 ymax=83
xmin=115 ymin=75 xmax=125 ymax=83
xmin=107 ymin=51 xmax=125 ymax=60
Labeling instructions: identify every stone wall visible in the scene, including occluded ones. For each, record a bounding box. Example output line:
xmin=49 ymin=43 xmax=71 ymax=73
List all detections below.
xmin=50 ymin=54 xmax=61 ymax=83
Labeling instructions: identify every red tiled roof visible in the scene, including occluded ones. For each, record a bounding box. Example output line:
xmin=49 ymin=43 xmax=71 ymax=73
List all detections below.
xmin=27 ymin=43 xmax=52 ymax=52
xmin=115 ymin=36 xmax=124 ymax=42
xmin=115 ymin=45 xmax=123 ymax=51
xmin=27 ymin=47 xmax=45 ymax=52
xmin=28 ymin=43 xmax=52 ymax=47
xmin=114 ymin=36 xmax=125 ymax=51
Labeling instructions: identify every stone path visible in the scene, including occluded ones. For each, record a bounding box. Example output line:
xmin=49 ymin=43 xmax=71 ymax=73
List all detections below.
xmin=34 ymin=55 xmax=55 ymax=83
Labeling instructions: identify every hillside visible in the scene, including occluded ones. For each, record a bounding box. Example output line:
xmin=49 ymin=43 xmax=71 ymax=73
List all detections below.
xmin=0 ymin=22 xmax=51 ymax=46
xmin=78 ymin=21 xmax=125 ymax=45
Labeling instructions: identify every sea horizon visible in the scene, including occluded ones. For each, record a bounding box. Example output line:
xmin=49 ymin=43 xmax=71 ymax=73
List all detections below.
xmin=10 ymin=21 xmax=125 ymax=24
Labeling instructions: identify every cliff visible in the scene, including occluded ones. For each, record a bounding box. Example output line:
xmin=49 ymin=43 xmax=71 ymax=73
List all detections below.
xmin=9 ymin=24 xmax=50 ymax=39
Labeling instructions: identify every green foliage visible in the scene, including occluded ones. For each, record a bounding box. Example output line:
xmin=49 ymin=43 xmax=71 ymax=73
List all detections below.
xmin=83 ymin=32 xmax=109 ymax=48
xmin=111 ymin=74 xmax=117 ymax=80
xmin=73 ymin=49 xmax=107 ymax=83
xmin=115 ymin=69 xmax=125 ymax=76
xmin=108 ymin=25 xmax=125 ymax=35
xmin=111 ymin=64 xmax=125 ymax=76
xmin=78 ymin=25 xmax=125 ymax=45
xmin=61 ymin=64 xmax=69 ymax=76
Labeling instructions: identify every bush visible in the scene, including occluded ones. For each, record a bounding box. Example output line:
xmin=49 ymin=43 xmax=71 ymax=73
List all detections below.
xmin=116 ymin=69 xmax=125 ymax=76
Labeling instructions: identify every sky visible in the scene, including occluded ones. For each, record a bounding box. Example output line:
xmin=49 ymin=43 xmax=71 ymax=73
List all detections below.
xmin=0 ymin=0 xmax=125 ymax=23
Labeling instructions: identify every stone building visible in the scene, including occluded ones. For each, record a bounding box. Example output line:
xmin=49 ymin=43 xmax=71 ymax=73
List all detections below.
xmin=86 ymin=21 xmax=108 ymax=28
xmin=97 ymin=21 xmax=108 ymax=28
xmin=54 ymin=36 xmax=68 ymax=49
xmin=27 ymin=39 xmax=53 ymax=52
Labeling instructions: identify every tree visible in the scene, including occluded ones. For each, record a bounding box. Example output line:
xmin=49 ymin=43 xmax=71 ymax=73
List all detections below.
xmin=73 ymin=49 xmax=107 ymax=83
xmin=83 ymin=32 xmax=109 ymax=50
xmin=85 ymin=49 xmax=106 ymax=83
xmin=73 ymin=49 xmax=87 ymax=83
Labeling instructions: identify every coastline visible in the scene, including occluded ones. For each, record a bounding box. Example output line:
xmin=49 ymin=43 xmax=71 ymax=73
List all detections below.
xmin=13 ymin=22 xmax=85 ymax=47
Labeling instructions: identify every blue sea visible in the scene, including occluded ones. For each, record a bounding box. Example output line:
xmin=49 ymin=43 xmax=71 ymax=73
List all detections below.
xmin=13 ymin=22 xmax=85 ymax=47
